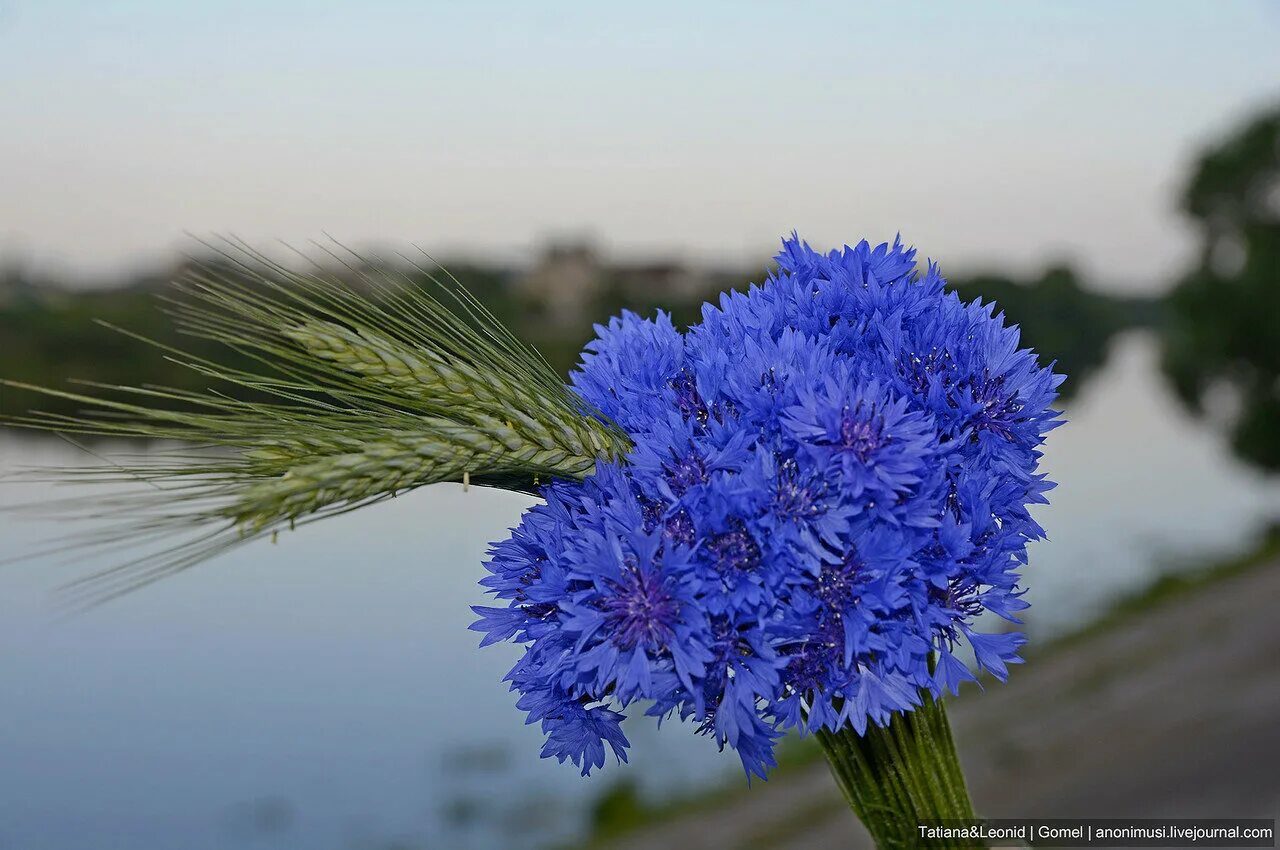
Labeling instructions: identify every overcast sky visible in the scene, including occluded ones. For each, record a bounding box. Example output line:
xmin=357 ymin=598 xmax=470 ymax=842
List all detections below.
xmin=2 ymin=1 xmax=1278 ymax=291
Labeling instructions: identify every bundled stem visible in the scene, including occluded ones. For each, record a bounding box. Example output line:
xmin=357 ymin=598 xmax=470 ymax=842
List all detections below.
xmin=816 ymin=693 xmax=983 ymax=850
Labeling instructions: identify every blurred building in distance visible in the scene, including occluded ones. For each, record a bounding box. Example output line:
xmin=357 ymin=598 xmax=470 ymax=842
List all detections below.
xmin=516 ymin=241 xmax=602 ymax=327
xmin=516 ymin=241 xmax=730 ymax=328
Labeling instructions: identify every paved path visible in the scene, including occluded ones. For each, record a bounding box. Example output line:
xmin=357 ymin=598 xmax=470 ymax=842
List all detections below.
xmin=602 ymin=562 xmax=1280 ymax=849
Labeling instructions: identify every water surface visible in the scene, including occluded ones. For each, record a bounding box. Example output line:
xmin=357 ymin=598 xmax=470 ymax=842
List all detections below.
xmin=1 ymin=332 xmax=1277 ymax=849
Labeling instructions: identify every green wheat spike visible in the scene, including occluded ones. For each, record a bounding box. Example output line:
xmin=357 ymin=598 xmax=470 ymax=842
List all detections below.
xmin=1 ymin=238 xmax=631 ymax=604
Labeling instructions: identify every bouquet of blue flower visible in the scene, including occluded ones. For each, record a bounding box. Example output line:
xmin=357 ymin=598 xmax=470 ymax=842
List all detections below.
xmin=6 ymin=234 xmax=1062 ymax=848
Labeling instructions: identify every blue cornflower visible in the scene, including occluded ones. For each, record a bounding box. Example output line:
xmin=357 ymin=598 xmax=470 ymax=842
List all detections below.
xmin=472 ymin=234 xmax=1063 ymax=780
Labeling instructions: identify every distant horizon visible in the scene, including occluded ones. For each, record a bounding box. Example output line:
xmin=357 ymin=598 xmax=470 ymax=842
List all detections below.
xmin=2 ymin=231 xmax=1158 ymax=297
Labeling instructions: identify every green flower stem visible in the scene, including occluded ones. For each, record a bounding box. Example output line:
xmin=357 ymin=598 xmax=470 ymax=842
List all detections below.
xmin=816 ymin=692 xmax=983 ymax=850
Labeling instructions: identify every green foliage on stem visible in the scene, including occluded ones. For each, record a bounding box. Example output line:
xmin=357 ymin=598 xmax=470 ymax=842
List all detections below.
xmin=816 ymin=693 xmax=982 ymax=850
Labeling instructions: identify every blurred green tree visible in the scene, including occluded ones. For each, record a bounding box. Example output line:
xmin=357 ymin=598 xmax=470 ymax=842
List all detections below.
xmin=1162 ymin=107 xmax=1280 ymax=470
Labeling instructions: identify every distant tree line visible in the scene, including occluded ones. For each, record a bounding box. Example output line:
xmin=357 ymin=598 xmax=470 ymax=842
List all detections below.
xmin=0 ymin=255 xmax=1144 ymax=422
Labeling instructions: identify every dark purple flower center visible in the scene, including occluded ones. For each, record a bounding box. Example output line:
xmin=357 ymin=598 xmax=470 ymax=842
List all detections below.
xmin=783 ymin=617 xmax=844 ymax=692
xmin=641 ymin=497 xmax=697 ymax=547
xmin=668 ymin=370 xmax=709 ymax=425
xmin=816 ymin=554 xmax=863 ymax=611
xmin=640 ymin=497 xmax=664 ymax=532
xmin=784 ymin=643 xmax=830 ymax=692
xmin=663 ymin=448 xmax=707 ymax=496
xmin=774 ymin=459 xmax=825 ymax=521
xmin=969 ymin=373 xmax=1022 ymax=439
xmin=839 ymin=411 xmax=882 ymax=462
xmin=900 ymin=346 xmax=957 ymax=395
xmin=664 ymin=510 xmax=697 ymax=547
xmin=603 ymin=567 xmax=680 ymax=651
xmin=707 ymin=521 xmax=762 ymax=573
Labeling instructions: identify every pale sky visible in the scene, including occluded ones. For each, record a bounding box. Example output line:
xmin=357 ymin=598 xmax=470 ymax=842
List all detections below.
xmin=2 ymin=1 xmax=1278 ymax=291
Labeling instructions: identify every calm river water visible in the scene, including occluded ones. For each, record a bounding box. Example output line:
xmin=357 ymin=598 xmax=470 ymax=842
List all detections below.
xmin=2 ymin=331 xmax=1278 ymax=850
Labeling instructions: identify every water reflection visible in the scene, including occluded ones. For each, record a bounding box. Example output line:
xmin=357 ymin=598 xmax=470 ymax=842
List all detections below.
xmin=0 ymin=331 xmax=1277 ymax=849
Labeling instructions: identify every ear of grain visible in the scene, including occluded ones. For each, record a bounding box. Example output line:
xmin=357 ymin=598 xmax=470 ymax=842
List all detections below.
xmin=3 ymin=238 xmax=630 ymax=605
